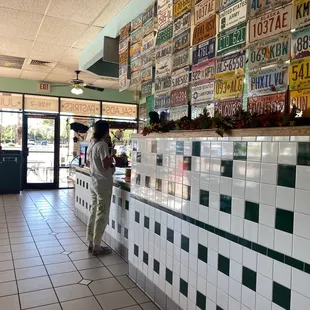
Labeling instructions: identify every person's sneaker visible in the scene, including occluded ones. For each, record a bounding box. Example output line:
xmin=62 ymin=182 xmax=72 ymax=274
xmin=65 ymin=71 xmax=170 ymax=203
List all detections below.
xmin=88 ymin=245 xmax=93 ymax=253
xmin=92 ymin=246 xmax=112 ymax=256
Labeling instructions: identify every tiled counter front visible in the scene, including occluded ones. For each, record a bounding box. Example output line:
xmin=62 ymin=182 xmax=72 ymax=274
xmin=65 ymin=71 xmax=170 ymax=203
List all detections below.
xmin=75 ymin=169 xmax=130 ymax=260
xmin=129 ymin=129 xmax=310 ymax=310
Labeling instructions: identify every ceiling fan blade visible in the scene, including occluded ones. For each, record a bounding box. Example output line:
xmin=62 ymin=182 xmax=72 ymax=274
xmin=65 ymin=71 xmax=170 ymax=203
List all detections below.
xmin=84 ymin=85 xmax=105 ymax=92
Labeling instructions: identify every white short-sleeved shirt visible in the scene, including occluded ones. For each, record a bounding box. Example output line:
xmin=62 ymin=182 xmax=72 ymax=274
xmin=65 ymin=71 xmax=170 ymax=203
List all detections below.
xmin=87 ymin=140 xmax=113 ymax=191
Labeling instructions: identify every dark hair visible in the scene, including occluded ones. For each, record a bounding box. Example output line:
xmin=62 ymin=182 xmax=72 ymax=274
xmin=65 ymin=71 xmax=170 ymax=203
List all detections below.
xmin=93 ymin=120 xmax=109 ymax=142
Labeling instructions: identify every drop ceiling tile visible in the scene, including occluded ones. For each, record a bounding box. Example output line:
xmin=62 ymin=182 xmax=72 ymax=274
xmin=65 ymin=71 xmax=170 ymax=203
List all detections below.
xmin=0 ymin=8 xmax=43 ymax=40
xmin=36 ymin=16 xmax=89 ymax=47
xmin=93 ymin=0 xmax=130 ymax=27
xmin=30 ymin=41 xmax=68 ymax=62
xmin=51 ymin=63 xmax=78 ymax=76
xmin=20 ymin=70 xmax=48 ymax=81
xmin=61 ymin=48 xmax=82 ymax=65
xmin=45 ymin=73 xmax=72 ymax=83
xmin=0 ymin=67 xmax=22 ymax=78
xmin=0 ymin=36 xmax=33 ymax=58
xmin=0 ymin=0 xmax=50 ymax=14
xmin=22 ymin=59 xmax=56 ymax=73
xmin=74 ymin=26 xmax=102 ymax=49
xmin=46 ymin=0 xmax=110 ymax=25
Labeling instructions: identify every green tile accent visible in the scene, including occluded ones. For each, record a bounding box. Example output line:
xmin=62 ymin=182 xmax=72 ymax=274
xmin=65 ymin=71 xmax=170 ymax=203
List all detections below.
xmin=183 ymin=185 xmax=191 ymax=201
xmin=157 ymin=154 xmax=163 ymax=166
xmin=268 ymin=249 xmax=285 ymax=263
xmin=276 ymin=208 xmax=294 ymax=234
xmin=305 ymin=263 xmax=310 ymax=273
xmin=198 ymin=244 xmax=208 ymax=264
xmin=220 ymin=195 xmax=232 ymax=214
xmin=125 ymin=200 xmax=129 ymax=210
xmin=134 ymin=244 xmax=139 ymax=257
xmin=218 ymin=254 xmax=230 ymax=276
xmin=167 ymin=228 xmax=174 ymax=243
xmin=151 ymin=141 xmax=157 ymax=153
xmin=242 ymin=266 xmax=257 ymax=291
xmin=217 ymin=306 xmax=224 ymax=310
xmin=145 ymin=176 xmax=151 ymax=188
xmin=166 ymin=268 xmax=173 ymax=285
xmin=221 ymin=160 xmax=233 ymax=178
xmin=183 ymin=156 xmax=192 ymax=171
xmin=181 ymin=235 xmax=189 ymax=252
xmin=144 ymin=216 xmax=150 ymax=229
xmin=234 ymin=142 xmax=247 ymax=160
xmin=143 ymin=251 xmax=149 ymax=265
xmin=298 ymin=142 xmax=310 ymax=166
xmin=155 ymin=222 xmax=161 ymax=235
xmin=285 ymin=256 xmax=304 ymax=271
xmin=154 ymin=259 xmax=160 ymax=274
xmin=200 ymin=190 xmax=209 ymax=207
xmin=277 ymin=164 xmax=296 ymax=188
xmin=245 ymin=201 xmax=259 ymax=223
xmin=196 ymin=291 xmax=206 ymax=310
xmin=135 ymin=211 xmax=140 ymax=223
xmin=273 ymin=282 xmax=291 ymax=310
xmin=156 ymin=179 xmax=162 ymax=192
xmin=192 ymin=141 xmax=201 ymax=157
xmin=180 ymin=278 xmax=188 ymax=297
xmin=176 ymin=141 xmax=184 ymax=155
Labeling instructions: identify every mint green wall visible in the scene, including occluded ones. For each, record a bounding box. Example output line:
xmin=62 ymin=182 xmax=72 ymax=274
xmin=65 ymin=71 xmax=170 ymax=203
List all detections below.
xmin=0 ymin=77 xmax=136 ymax=103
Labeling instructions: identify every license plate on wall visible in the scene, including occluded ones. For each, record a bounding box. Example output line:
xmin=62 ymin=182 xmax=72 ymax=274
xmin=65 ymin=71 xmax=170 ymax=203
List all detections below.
xmin=193 ymin=15 xmax=216 ymax=45
xmin=173 ymin=0 xmax=192 ymax=19
xmin=293 ymin=0 xmax=310 ymax=29
xmin=131 ymin=71 xmax=141 ymax=86
xmin=248 ymin=92 xmax=286 ymax=114
xmin=219 ymin=0 xmax=247 ymax=32
xmin=290 ymin=57 xmax=310 ymax=90
xmin=291 ymin=28 xmax=310 ymax=60
xmin=171 ymin=66 xmax=190 ymax=90
xmin=131 ymin=14 xmax=142 ymax=31
xmin=249 ymin=5 xmax=292 ymax=43
xmin=249 ymin=35 xmax=290 ymax=70
xmin=214 ymin=76 xmax=244 ymax=100
xmin=217 ymin=22 xmax=246 ymax=55
xmin=192 ymin=81 xmax=215 ymax=104
xmin=155 ymin=75 xmax=172 ymax=95
xmin=156 ymin=57 xmax=172 ymax=76
xmin=141 ymin=80 xmax=153 ymax=97
xmin=220 ymin=0 xmax=238 ymax=11
xmin=155 ymin=94 xmax=171 ymax=109
xmin=158 ymin=2 xmax=173 ymax=29
xmin=192 ymin=37 xmax=216 ymax=65
xmin=172 ymin=48 xmax=190 ymax=71
xmin=156 ymin=42 xmax=172 ymax=60
xmin=142 ymin=33 xmax=155 ymax=54
xmin=141 ymin=66 xmax=153 ymax=83
xmin=119 ymin=50 xmax=129 ymax=66
xmin=156 ymin=23 xmax=173 ymax=45
xmin=249 ymin=65 xmax=288 ymax=95
xmin=130 ymin=56 xmax=141 ymax=72
xmin=143 ymin=18 xmax=155 ymax=37
xmin=195 ymin=0 xmax=216 ymax=25
xmin=130 ymin=42 xmax=141 ymax=57
xmin=173 ymin=29 xmax=191 ymax=53
xmin=173 ymin=11 xmax=191 ymax=37
xmin=290 ymin=88 xmax=310 ymax=117
xmin=171 ymin=86 xmax=189 ymax=107
xmin=214 ymin=98 xmax=242 ymax=117
xmin=192 ymin=59 xmax=216 ymax=84
xmin=141 ymin=51 xmax=154 ymax=69
xmin=248 ymin=0 xmax=291 ymax=18
xmin=216 ymin=51 xmax=245 ymax=78
xmin=131 ymin=28 xmax=142 ymax=45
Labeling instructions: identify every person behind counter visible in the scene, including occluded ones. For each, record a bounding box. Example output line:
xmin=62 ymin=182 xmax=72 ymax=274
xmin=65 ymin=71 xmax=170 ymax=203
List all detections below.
xmin=86 ymin=120 xmax=114 ymax=256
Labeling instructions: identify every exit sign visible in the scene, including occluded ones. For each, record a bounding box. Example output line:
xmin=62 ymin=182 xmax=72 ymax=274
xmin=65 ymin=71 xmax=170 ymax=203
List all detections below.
xmin=37 ymin=82 xmax=51 ymax=93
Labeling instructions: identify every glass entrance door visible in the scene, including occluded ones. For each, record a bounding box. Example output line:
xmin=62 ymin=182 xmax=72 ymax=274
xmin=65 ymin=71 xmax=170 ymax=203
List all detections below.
xmin=23 ymin=114 xmax=59 ymax=189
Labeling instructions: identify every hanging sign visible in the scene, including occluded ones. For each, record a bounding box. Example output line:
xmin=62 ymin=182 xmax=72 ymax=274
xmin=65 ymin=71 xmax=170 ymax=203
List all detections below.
xmin=141 ymin=65 xmax=153 ymax=82
xmin=25 ymin=96 xmax=58 ymax=112
xmin=131 ymin=28 xmax=142 ymax=45
xmin=249 ymin=35 xmax=290 ymax=70
xmin=173 ymin=29 xmax=191 ymax=53
xmin=142 ymin=33 xmax=155 ymax=54
xmin=170 ymin=105 xmax=188 ymax=120
xmin=171 ymin=66 xmax=190 ymax=90
xmin=119 ymin=37 xmax=129 ymax=54
xmin=192 ymin=15 xmax=216 ymax=45
xmin=217 ymin=22 xmax=246 ymax=55
xmin=214 ymin=98 xmax=242 ymax=116
xmin=219 ymin=0 xmax=247 ymax=32
xmin=155 ymin=75 xmax=172 ymax=95
xmin=173 ymin=0 xmax=193 ymax=19
xmin=155 ymin=94 xmax=171 ymax=109
xmin=215 ymin=76 xmax=244 ymax=100
xmin=248 ymin=92 xmax=286 ymax=114
xmin=192 ymin=81 xmax=215 ymax=104
xmin=61 ymin=99 xmax=100 ymax=116
xmin=290 ymin=89 xmax=310 ymax=117
xmin=216 ymin=51 xmax=246 ymax=78
xmin=158 ymin=1 xmax=173 ymax=29
xmin=143 ymin=18 xmax=155 ymax=37
xmin=248 ymin=0 xmax=291 ymax=18
xmin=249 ymin=5 xmax=292 ymax=44
xmin=192 ymin=59 xmax=216 ymax=84
xmin=130 ymin=42 xmax=141 ymax=57
xmin=192 ymin=37 xmax=216 ymax=65
xmin=102 ymin=102 xmax=137 ymax=118
xmin=156 ymin=57 xmax=172 ymax=76
xmin=249 ymin=65 xmax=289 ymax=95
xmin=141 ymin=80 xmax=153 ymax=97
xmin=143 ymin=2 xmax=156 ymax=24
xmin=119 ymin=50 xmax=129 ymax=66
xmin=195 ymin=0 xmax=216 ymax=25
xmin=171 ymin=86 xmax=189 ymax=107
xmin=120 ymin=23 xmax=131 ymax=41
xmin=174 ymin=12 xmax=191 ymax=38
xmin=172 ymin=47 xmax=190 ymax=70
xmin=141 ymin=51 xmax=154 ymax=68
xmin=130 ymin=56 xmax=141 ymax=72
xmin=131 ymin=14 xmax=143 ymax=31
xmin=291 ymin=28 xmax=310 ymax=60
xmin=156 ymin=23 xmax=173 ymax=45
xmin=131 ymin=71 xmax=141 ymax=86
xmin=293 ymin=0 xmax=310 ymax=29
xmin=290 ymin=57 xmax=310 ymax=90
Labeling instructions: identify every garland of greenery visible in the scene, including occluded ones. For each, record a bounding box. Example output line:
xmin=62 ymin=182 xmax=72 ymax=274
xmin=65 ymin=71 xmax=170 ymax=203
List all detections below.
xmin=142 ymin=106 xmax=310 ymax=137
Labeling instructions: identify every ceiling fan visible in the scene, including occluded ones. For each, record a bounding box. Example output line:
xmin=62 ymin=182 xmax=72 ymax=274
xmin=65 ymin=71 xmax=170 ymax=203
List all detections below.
xmin=53 ymin=70 xmax=104 ymax=95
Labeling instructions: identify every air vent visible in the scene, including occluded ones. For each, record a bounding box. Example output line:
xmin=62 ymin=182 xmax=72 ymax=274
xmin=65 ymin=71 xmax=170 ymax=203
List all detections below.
xmin=29 ymin=59 xmax=54 ymax=67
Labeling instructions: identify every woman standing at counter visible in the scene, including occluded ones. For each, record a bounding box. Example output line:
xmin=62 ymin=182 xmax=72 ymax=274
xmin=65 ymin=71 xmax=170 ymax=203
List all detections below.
xmin=86 ymin=120 xmax=114 ymax=256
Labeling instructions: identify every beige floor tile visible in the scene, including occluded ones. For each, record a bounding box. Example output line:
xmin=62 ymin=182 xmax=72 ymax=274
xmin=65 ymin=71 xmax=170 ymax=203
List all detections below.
xmin=61 ymin=296 xmax=102 ymax=310
xmin=0 ymin=294 xmax=20 ymax=310
xmin=20 ymin=288 xmax=58 ymax=309
xmin=89 ymin=277 xmax=123 ymax=295
xmin=107 ymin=262 xmax=129 ymax=276
xmin=128 ymin=287 xmax=150 ymax=304
xmin=80 ymin=266 xmax=113 ymax=281
xmin=50 ymin=271 xmax=82 ymax=287
xmin=27 ymin=304 xmax=61 ymax=310
xmin=0 ymin=252 xmax=12 ymax=262
xmin=96 ymin=290 xmax=137 ymax=310
xmin=116 ymin=275 xmax=137 ymax=289
xmin=46 ymin=261 xmax=76 ymax=275
xmin=69 ymin=251 xmax=93 ymax=261
xmin=73 ymin=258 xmax=103 ymax=270
xmin=99 ymin=254 xmax=126 ymax=266
xmin=18 ymin=276 xmax=52 ymax=293
xmin=140 ymin=302 xmax=160 ymax=310
xmin=42 ymin=254 xmax=71 ymax=265
xmin=12 ymin=249 xmax=39 ymax=259
xmin=0 ymin=260 xmax=14 ymax=272
xmin=55 ymin=284 xmax=92 ymax=302
xmin=0 ymin=281 xmax=18 ymax=297
xmin=16 ymin=265 xmax=47 ymax=280
xmin=0 ymin=270 xmax=15 ymax=283
xmin=39 ymin=246 xmax=64 ymax=256
xmin=14 ymin=256 xmax=43 ymax=269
